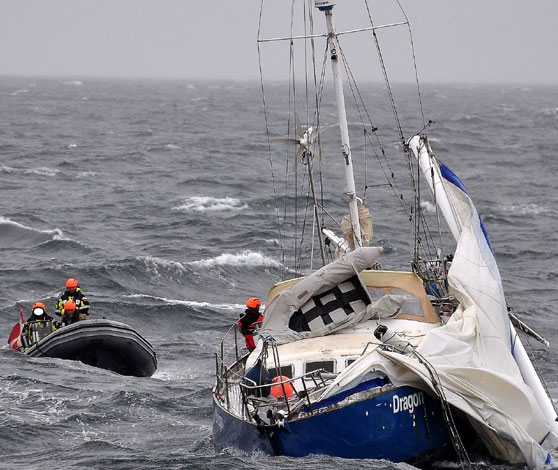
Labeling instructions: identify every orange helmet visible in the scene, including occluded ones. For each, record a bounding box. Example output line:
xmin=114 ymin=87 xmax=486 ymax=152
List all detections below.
xmin=246 ymin=297 xmax=262 ymax=309
xmin=65 ymin=278 xmax=78 ymax=289
xmin=64 ymin=300 xmax=76 ymax=312
xmin=32 ymin=302 xmax=46 ymax=316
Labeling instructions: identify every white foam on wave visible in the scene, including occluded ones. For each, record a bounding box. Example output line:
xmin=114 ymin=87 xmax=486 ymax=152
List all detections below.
xmin=138 ymin=255 xmax=187 ymax=275
xmin=1 ymin=382 xmax=71 ymax=424
xmin=191 ymin=250 xmax=282 ymax=268
xmin=501 ymin=203 xmax=551 ymax=216
xmin=77 ymin=171 xmax=96 ymax=178
xmin=26 ymin=167 xmax=60 ymax=177
xmin=165 ymin=143 xmax=180 ymax=150
xmin=124 ymin=293 xmax=243 ymax=311
xmin=0 ymin=163 xmax=59 ymax=177
xmin=172 ymin=196 xmax=247 ymax=212
xmin=68 ymin=144 xmax=77 ymax=149
xmin=0 ymin=216 xmax=65 ymax=239
xmin=11 ymin=89 xmax=29 ymax=96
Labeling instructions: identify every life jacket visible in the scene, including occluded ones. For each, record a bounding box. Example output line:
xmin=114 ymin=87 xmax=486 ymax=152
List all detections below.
xmin=238 ymin=307 xmax=263 ymax=351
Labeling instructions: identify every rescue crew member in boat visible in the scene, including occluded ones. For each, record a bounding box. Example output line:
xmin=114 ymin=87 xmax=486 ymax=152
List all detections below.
xmin=26 ymin=301 xmax=53 ymax=323
xmin=55 ymin=278 xmax=90 ymax=319
xmin=239 ymin=297 xmax=263 ymax=352
xmin=22 ymin=302 xmax=57 ymax=348
xmin=61 ymin=300 xmax=85 ymax=325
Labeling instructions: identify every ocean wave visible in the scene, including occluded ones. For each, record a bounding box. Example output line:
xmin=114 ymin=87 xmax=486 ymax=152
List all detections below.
xmin=137 ymin=256 xmax=187 ymax=276
xmin=500 ymin=203 xmax=552 ymax=216
xmin=190 ymin=250 xmax=282 ymax=268
xmin=123 ymin=294 xmax=244 ymax=311
xmin=537 ymin=107 xmax=558 ymax=117
xmin=77 ymin=171 xmax=96 ymax=178
xmin=0 ymin=163 xmax=59 ymax=177
xmin=0 ymin=217 xmax=66 ymax=248
xmin=172 ymin=196 xmax=247 ymax=212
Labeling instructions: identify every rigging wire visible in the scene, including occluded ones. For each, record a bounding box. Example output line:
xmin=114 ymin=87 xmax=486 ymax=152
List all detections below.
xmin=361 ymin=0 xmax=443 ymax=267
xmin=363 ymin=1 xmax=405 ymax=144
xmin=258 ymin=0 xmax=286 ymax=279
xmin=394 ymin=0 xmax=426 ymax=128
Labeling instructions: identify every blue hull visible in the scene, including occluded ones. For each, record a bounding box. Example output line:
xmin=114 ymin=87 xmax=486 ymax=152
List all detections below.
xmin=213 ymin=385 xmax=452 ymax=462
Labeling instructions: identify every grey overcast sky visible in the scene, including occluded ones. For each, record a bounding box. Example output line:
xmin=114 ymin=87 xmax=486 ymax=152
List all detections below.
xmin=1 ymin=0 xmax=557 ymax=84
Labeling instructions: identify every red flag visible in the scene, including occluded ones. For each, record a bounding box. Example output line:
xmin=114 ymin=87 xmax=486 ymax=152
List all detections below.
xmin=8 ymin=311 xmax=25 ymax=351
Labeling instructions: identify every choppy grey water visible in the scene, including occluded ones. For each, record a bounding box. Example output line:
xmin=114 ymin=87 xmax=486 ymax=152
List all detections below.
xmin=1 ymin=77 xmax=558 ymax=470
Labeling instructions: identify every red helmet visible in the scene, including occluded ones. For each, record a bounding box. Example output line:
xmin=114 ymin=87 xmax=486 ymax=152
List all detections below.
xmin=64 ymin=300 xmax=76 ymax=312
xmin=246 ymin=297 xmax=262 ymax=309
xmin=32 ymin=302 xmax=46 ymax=316
xmin=65 ymin=278 xmax=78 ymax=289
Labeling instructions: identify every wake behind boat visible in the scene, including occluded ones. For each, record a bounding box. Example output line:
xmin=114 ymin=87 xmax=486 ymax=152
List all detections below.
xmin=9 ymin=316 xmax=157 ymax=377
xmin=213 ymin=0 xmax=558 ymax=467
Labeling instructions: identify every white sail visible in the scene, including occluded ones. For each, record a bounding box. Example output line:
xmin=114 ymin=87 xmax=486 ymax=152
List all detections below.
xmin=318 ymin=139 xmax=558 ymax=466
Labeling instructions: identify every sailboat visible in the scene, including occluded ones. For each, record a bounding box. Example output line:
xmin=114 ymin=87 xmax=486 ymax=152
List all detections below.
xmin=213 ymin=0 xmax=558 ymax=466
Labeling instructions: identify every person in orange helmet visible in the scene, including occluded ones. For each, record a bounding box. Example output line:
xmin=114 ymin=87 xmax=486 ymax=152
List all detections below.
xmin=26 ymin=301 xmax=53 ymax=323
xmin=238 ymin=297 xmax=263 ymax=351
xmin=55 ymin=278 xmax=89 ymax=320
xmin=61 ymin=300 xmax=82 ymax=325
xmin=21 ymin=301 xmax=57 ymax=349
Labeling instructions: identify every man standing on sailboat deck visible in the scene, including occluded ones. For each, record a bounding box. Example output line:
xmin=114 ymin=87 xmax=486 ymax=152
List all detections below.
xmin=238 ymin=297 xmax=263 ymax=351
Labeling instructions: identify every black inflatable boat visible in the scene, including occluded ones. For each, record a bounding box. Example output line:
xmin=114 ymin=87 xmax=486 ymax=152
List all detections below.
xmin=14 ymin=318 xmax=157 ymax=377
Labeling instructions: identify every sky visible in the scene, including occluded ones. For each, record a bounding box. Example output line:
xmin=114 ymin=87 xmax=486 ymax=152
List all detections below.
xmin=1 ymin=0 xmax=557 ymax=84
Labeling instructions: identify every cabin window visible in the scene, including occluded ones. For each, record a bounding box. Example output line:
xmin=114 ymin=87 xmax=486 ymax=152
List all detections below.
xmin=367 ymin=288 xmax=386 ymax=300
xmin=268 ymin=365 xmax=294 ymax=379
xmin=346 ymin=358 xmax=356 ymax=367
xmin=389 ymin=288 xmax=424 ymax=316
xmin=366 ymin=287 xmax=424 ymax=317
xmin=305 ymin=360 xmax=335 ymax=374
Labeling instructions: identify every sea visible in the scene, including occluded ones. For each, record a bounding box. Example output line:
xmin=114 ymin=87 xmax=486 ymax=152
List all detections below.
xmin=1 ymin=76 xmax=557 ymax=470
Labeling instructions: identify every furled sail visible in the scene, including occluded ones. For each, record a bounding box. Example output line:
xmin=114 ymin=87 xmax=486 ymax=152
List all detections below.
xmin=341 ymin=204 xmax=373 ymax=250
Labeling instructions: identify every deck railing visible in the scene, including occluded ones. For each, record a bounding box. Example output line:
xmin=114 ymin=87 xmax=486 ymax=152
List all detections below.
xmin=214 ymin=323 xmax=334 ymax=420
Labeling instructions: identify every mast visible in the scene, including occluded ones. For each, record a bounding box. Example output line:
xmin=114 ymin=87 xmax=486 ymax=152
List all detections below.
xmin=316 ymin=0 xmax=362 ymax=249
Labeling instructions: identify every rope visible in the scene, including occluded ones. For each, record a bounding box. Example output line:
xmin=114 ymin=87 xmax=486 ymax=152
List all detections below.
xmin=413 ymin=350 xmax=473 ymax=469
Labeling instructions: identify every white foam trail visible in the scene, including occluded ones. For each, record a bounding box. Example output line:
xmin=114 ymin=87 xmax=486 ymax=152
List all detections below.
xmin=124 ymin=293 xmax=243 ymax=311
xmin=190 ymin=250 xmax=282 ymax=268
xmin=172 ymin=196 xmax=247 ymax=212
xmin=0 ymin=216 xmax=65 ymax=239
xmin=165 ymin=143 xmax=180 ymax=150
